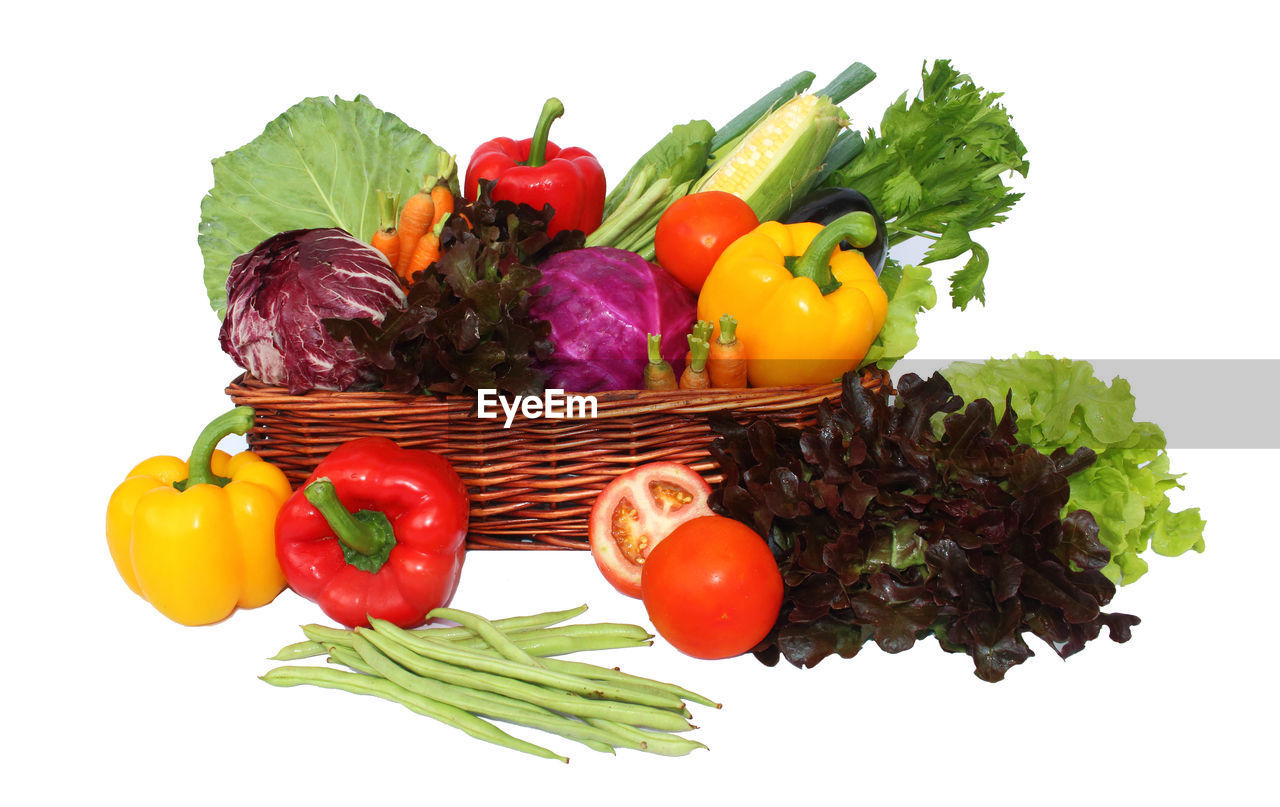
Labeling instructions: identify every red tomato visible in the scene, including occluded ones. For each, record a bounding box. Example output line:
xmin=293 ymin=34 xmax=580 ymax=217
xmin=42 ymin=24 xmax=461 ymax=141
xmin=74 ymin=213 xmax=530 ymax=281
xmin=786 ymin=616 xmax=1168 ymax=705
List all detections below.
xmin=641 ymin=515 xmax=783 ymax=659
xmin=654 ymin=191 xmax=759 ymax=293
xmin=588 ymin=462 xmax=713 ymax=598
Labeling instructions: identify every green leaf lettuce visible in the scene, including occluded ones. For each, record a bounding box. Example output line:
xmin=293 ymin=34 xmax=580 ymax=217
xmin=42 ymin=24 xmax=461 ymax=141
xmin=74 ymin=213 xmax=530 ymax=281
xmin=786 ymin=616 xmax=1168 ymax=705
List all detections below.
xmin=861 ymin=262 xmax=936 ymax=370
xmin=941 ymin=352 xmax=1206 ymax=584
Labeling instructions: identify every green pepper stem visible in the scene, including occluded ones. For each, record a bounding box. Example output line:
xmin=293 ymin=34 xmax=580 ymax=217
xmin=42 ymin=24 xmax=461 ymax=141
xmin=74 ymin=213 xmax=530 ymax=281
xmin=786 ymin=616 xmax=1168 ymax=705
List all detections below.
xmin=186 ymin=406 xmax=255 ymax=487
xmin=304 ymin=478 xmax=382 ymax=557
xmin=717 ymin=315 xmax=738 ymax=345
xmin=526 ymin=98 xmax=565 ymax=169
xmin=790 ymin=211 xmax=878 ymax=295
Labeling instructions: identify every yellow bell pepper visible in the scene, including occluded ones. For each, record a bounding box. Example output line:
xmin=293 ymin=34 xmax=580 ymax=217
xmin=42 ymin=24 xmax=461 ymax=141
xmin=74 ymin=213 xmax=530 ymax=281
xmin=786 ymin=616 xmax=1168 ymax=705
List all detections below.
xmin=697 ymin=212 xmax=888 ymax=387
xmin=106 ymin=407 xmax=292 ymax=626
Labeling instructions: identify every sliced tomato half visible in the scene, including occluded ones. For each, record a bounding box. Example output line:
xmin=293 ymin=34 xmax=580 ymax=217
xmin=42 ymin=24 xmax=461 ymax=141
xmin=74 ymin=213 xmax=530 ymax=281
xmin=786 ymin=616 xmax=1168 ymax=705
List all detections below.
xmin=588 ymin=462 xmax=713 ymax=598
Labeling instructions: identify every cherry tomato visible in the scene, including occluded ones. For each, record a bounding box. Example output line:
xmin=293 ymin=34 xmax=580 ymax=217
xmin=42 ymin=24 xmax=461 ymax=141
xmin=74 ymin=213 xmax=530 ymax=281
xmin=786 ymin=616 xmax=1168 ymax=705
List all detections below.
xmin=588 ymin=462 xmax=713 ymax=598
xmin=654 ymin=191 xmax=759 ymax=293
xmin=641 ymin=515 xmax=783 ymax=659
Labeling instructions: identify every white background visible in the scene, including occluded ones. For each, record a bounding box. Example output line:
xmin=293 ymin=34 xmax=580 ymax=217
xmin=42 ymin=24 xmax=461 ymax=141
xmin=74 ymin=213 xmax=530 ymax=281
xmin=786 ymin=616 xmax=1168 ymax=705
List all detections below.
xmin=3 ymin=1 xmax=1277 ymax=804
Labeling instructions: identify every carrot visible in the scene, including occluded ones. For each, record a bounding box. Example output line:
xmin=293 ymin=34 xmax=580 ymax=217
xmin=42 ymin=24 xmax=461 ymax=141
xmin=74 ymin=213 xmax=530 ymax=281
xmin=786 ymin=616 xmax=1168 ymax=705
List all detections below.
xmin=370 ymin=190 xmax=401 ymax=267
xmin=679 ymin=335 xmax=711 ymax=390
xmin=395 ymin=189 xmax=434 ymax=276
xmin=430 ymin=184 xmax=454 ymax=229
xmin=708 ymin=314 xmax=748 ymax=389
xmin=643 ymin=333 xmax=678 ymax=391
xmin=404 ymin=214 xmax=450 ymax=281
xmin=396 ymin=153 xmax=458 ymax=275
xmin=683 ymin=320 xmax=713 ymax=368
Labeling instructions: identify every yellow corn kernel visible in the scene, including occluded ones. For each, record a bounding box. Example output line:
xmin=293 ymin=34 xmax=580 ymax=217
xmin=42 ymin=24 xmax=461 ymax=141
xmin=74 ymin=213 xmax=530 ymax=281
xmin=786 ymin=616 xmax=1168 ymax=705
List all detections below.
xmin=695 ymin=93 xmax=840 ymax=221
xmin=702 ymin=95 xmax=822 ymax=195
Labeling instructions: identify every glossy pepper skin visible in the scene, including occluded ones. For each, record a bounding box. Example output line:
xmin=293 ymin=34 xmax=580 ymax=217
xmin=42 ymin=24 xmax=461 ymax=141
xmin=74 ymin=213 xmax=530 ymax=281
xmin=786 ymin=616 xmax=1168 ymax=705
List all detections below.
xmin=464 ymin=98 xmax=605 ymax=237
xmin=275 ymin=437 xmax=469 ymax=629
xmin=105 ymin=407 xmax=292 ymax=626
xmin=697 ymin=212 xmax=889 ymax=388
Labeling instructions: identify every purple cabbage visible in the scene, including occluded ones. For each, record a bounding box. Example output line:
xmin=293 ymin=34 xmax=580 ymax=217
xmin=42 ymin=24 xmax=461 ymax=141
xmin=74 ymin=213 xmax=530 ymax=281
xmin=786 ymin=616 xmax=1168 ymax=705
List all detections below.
xmin=529 ymin=247 xmax=697 ymax=392
xmin=219 ymin=228 xmax=406 ymax=393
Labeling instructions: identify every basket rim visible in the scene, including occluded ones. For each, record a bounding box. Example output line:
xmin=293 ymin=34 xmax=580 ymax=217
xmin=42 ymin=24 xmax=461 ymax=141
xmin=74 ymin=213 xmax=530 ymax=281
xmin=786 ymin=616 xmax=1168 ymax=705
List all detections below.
xmin=225 ymin=372 xmax=848 ymax=417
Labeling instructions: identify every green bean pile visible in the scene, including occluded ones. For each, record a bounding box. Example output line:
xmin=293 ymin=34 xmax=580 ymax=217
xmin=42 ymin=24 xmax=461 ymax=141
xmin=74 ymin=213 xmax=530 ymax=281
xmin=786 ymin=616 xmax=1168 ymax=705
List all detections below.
xmin=261 ymin=604 xmax=719 ymax=761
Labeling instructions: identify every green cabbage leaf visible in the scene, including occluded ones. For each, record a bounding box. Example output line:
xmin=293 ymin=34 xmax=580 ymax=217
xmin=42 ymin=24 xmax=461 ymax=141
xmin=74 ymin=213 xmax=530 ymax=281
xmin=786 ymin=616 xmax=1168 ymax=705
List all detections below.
xmin=199 ymin=95 xmax=449 ymax=317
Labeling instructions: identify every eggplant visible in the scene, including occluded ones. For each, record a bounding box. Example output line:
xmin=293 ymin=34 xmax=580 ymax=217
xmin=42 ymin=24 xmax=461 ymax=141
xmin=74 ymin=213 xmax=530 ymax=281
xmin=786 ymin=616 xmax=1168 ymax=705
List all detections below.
xmin=782 ymin=187 xmax=887 ymax=276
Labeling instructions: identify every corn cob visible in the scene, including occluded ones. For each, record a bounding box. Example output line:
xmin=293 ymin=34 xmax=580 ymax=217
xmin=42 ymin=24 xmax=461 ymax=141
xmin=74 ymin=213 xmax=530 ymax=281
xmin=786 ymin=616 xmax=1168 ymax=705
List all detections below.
xmin=693 ymin=94 xmax=844 ymax=223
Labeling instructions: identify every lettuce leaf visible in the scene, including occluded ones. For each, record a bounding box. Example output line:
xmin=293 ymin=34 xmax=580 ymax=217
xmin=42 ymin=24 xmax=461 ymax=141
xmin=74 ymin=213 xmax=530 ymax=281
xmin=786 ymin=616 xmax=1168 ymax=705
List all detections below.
xmin=861 ymin=262 xmax=936 ymax=370
xmin=941 ymin=352 xmax=1206 ymax=584
xmin=199 ymin=95 xmax=450 ymax=318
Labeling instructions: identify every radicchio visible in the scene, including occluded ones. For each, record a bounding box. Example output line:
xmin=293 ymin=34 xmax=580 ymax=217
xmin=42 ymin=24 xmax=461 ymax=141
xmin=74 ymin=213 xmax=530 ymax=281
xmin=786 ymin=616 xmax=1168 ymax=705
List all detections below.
xmin=219 ymin=228 xmax=406 ymax=393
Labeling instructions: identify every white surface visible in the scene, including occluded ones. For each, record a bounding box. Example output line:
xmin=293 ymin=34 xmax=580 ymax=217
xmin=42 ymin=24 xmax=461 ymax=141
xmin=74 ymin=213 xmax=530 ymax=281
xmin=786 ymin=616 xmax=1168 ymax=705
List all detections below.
xmin=3 ymin=2 xmax=1277 ymax=804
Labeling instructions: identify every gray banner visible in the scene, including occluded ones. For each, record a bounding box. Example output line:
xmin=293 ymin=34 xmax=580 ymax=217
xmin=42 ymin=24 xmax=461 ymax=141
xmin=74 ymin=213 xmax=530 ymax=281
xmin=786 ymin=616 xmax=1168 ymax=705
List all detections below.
xmin=889 ymin=358 xmax=1280 ymax=449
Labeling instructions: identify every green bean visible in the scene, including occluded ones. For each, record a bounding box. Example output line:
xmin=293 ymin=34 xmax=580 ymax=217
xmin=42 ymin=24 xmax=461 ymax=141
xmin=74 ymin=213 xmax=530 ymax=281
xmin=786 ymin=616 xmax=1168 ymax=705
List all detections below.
xmin=298 ymin=621 xmax=713 ymax=707
xmin=320 ymin=648 xmax=617 ymax=755
xmin=361 ymin=627 xmax=694 ymax=732
xmin=410 ymin=604 xmax=589 ymax=640
xmin=302 ymin=621 xmax=649 ymax=660
xmin=327 ymin=643 xmax=579 ymax=741
xmin=436 ymin=629 xmax=713 ymax=709
xmin=330 ymin=643 xmax=554 ymax=721
xmin=269 ymin=640 xmax=327 ymax=661
xmin=448 ymin=625 xmax=652 ymax=655
xmin=425 ymin=607 xmax=547 ymax=668
xmin=301 ymin=624 xmax=356 ymax=648
xmin=348 ymin=633 xmax=631 ymax=754
xmin=260 ymin=666 xmax=567 ymax=763
xmin=371 ymin=618 xmax=689 ymax=713
xmin=326 ymin=644 xmax=378 ymax=676
xmin=541 ymin=657 xmax=721 ymax=709
xmin=493 ymin=633 xmax=651 ymax=657
xmin=586 ymin=718 xmax=709 ymax=758
xmin=328 ymin=640 xmax=616 ymax=756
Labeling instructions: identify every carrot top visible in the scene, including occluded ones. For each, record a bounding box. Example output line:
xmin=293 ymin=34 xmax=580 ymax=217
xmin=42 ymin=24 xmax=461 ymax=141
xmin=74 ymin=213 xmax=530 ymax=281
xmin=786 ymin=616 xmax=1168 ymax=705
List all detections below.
xmin=717 ymin=314 xmax=738 ymax=346
xmin=691 ymin=319 xmax=713 ymax=345
xmin=377 ymin=190 xmax=400 ymax=233
xmin=686 ymin=335 xmax=709 ymax=374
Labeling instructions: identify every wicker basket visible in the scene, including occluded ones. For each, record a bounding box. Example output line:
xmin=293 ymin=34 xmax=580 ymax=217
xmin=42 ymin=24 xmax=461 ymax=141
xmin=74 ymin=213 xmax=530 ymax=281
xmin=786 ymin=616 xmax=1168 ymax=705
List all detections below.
xmin=227 ymin=369 xmax=888 ymax=549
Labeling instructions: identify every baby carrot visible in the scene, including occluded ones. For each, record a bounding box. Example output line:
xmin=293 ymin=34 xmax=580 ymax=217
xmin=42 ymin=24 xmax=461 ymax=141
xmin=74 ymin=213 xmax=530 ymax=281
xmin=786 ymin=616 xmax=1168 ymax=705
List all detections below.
xmin=395 ymin=189 xmax=434 ymax=277
xmin=404 ymin=214 xmax=451 ymax=281
xmin=643 ymin=334 xmax=677 ymax=391
xmin=430 ymin=184 xmax=454 ymax=229
xmin=679 ymin=336 xmax=710 ymax=390
xmin=370 ymin=190 xmax=401 ymax=267
xmin=708 ymin=314 xmax=748 ymax=388
xmin=397 ymin=153 xmax=458 ymax=277
xmin=683 ymin=320 xmax=713 ymax=368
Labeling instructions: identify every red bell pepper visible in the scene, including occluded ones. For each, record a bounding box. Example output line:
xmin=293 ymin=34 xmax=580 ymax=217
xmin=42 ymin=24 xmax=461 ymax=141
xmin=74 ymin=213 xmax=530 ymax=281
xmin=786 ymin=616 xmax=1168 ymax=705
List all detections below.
xmin=464 ymin=97 xmax=606 ymax=237
xmin=274 ymin=437 xmax=469 ymax=628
